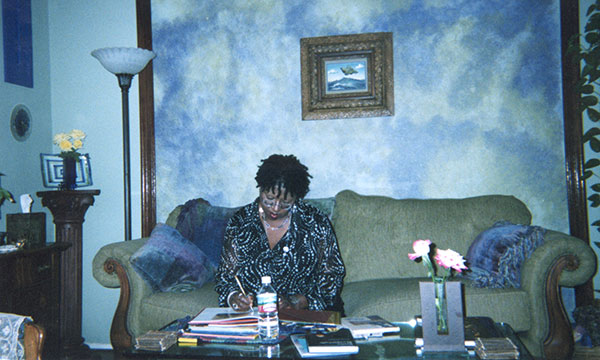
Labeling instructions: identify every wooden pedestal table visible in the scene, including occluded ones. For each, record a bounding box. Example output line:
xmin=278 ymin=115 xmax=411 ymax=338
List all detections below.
xmin=37 ymin=190 xmax=100 ymax=358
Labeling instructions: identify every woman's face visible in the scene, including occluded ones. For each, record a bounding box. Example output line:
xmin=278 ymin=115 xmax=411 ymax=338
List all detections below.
xmin=259 ymin=187 xmax=296 ymax=221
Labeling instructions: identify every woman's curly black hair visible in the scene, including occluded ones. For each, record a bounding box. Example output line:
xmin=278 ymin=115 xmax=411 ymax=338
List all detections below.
xmin=255 ymin=154 xmax=312 ymax=199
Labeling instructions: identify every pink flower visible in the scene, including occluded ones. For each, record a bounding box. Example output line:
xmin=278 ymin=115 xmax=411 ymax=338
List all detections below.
xmin=434 ymin=249 xmax=468 ymax=273
xmin=408 ymin=239 xmax=432 ymax=260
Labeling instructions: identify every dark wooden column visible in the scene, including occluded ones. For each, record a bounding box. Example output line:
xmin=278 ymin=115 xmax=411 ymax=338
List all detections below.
xmin=560 ymin=0 xmax=594 ymax=306
xmin=37 ymin=190 xmax=100 ymax=358
xmin=137 ymin=0 xmax=157 ymax=237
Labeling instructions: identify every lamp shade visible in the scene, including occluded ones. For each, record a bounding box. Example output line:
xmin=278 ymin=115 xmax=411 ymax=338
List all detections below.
xmin=91 ymin=47 xmax=156 ymax=75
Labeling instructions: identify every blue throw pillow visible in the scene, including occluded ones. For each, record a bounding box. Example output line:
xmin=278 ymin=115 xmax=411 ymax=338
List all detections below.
xmin=130 ymin=223 xmax=214 ymax=292
xmin=465 ymin=220 xmax=545 ymax=288
xmin=175 ymin=199 xmax=240 ymax=271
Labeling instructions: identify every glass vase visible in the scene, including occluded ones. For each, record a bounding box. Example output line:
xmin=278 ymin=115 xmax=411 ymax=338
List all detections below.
xmin=434 ymin=278 xmax=448 ymax=334
xmin=61 ymin=157 xmax=77 ymax=190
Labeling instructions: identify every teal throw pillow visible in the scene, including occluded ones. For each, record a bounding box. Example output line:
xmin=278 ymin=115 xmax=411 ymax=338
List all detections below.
xmin=130 ymin=223 xmax=214 ymax=292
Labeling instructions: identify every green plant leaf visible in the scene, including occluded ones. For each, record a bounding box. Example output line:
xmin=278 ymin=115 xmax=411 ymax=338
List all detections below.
xmin=589 ymin=70 xmax=600 ymax=83
xmin=583 ymin=64 xmax=595 ymax=78
xmin=589 ymin=193 xmax=600 ymax=207
xmin=588 ymin=108 xmax=600 ymax=122
xmin=587 ymin=32 xmax=600 ymax=45
xmin=582 ymin=84 xmax=595 ymax=94
xmin=584 ymin=127 xmax=600 ymax=140
xmin=592 ymin=183 xmax=600 ymax=192
xmin=591 ymin=137 xmax=600 ymax=152
xmin=585 ymin=159 xmax=600 ymax=169
xmin=586 ymin=14 xmax=600 ymax=32
xmin=583 ymin=95 xmax=599 ymax=107
xmin=585 ymin=170 xmax=594 ymax=179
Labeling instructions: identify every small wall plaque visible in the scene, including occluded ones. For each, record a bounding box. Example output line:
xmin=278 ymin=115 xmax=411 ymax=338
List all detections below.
xmin=10 ymin=104 xmax=32 ymax=141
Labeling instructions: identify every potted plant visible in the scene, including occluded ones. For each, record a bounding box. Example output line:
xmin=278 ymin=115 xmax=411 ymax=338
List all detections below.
xmin=0 ymin=172 xmax=15 ymax=207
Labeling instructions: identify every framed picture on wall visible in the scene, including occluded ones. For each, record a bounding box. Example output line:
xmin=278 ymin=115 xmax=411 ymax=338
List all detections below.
xmin=300 ymin=32 xmax=394 ymax=120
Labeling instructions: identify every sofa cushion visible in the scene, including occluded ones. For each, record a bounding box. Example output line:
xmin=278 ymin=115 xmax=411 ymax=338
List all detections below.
xmin=130 ymin=223 xmax=214 ymax=292
xmin=341 ymin=278 xmax=532 ymax=333
xmin=465 ymin=221 xmax=545 ymax=288
xmin=332 ymin=190 xmax=533 ymax=283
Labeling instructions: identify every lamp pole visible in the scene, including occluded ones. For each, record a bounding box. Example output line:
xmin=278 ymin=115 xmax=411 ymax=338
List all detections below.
xmin=118 ymin=74 xmax=134 ymax=241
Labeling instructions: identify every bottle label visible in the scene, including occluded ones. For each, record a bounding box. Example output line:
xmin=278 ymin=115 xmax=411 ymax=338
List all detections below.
xmin=257 ymin=292 xmax=277 ymax=313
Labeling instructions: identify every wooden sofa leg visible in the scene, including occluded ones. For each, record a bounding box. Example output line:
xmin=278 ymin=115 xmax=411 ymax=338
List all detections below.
xmin=543 ymin=254 xmax=578 ymax=360
xmin=104 ymin=258 xmax=133 ymax=350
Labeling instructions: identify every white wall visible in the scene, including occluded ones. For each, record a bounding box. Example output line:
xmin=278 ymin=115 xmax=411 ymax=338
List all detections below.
xmin=0 ymin=0 xmax=53 ymax=234
xmin=48 ymin=0 xmax=141 ymax=347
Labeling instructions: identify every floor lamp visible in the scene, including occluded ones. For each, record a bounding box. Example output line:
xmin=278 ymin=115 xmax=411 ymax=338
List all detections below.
xmin=91 ymin=47 xmax=155 ymax=241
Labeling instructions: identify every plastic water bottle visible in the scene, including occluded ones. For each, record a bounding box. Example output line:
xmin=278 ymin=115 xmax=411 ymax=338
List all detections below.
xmin=257 ymin=275 xmax=279 ymax=340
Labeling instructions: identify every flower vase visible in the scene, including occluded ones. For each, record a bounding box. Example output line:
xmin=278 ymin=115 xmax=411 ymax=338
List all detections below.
xmin=61 ymin=157 xmax=77 ymax=190
xmin=419 ymin=281 xmax=465 ymax=352
xmin=434 ymin=278 xmax=449 ymax=334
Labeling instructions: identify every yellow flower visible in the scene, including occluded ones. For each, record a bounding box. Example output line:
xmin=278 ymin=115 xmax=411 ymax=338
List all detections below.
xmin=59 ymin=140 xmax=74 ymax=151
xmin=53 ymin=133 xmax=70 ymax=145
xmin=54 ymin=129 xmax=86 ymax=158
xmin=69 ymin=129 xmax=86 ymax=140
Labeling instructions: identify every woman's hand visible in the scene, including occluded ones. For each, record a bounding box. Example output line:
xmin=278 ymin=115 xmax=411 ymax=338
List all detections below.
xmin=278 ymin=294 xmax=308 ymax=310
xmin=229 ymin=291 xmax=254 ymax=312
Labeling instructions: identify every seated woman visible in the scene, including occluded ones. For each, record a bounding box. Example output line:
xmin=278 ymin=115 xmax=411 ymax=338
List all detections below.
xmin=215 ymin=154 xmax=345 ymax=313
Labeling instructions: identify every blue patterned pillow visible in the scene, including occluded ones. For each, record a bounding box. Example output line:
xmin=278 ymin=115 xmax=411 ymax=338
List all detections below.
xmin=465 ymin=221 xmax=545 ymax=288
xmin=174 ymin=199 xmax=240 ymax=271
xmin=131 ymin=223 xmax=214 ymax=292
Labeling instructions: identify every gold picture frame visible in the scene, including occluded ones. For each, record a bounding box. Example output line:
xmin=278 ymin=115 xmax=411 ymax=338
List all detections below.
xmin=301 ymin=32 xmax=394 ymax=120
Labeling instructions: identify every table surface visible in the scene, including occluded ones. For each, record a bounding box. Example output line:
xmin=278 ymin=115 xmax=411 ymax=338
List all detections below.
xmin=123 ymin=317 xmax=533 ymax=359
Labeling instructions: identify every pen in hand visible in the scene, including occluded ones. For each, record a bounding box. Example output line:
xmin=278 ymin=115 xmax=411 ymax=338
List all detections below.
xmin=234 ymin=275 xmax=246 ymax=296
xmin=234 ymin=275 xmax=253 ymax=311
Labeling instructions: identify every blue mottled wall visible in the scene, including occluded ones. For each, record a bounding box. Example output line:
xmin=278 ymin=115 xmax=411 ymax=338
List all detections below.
xmin=152 ymin=0 xmax=567 ymax=232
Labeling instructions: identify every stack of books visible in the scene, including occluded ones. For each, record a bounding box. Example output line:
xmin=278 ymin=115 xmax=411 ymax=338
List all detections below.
xmin=135 ymin=330 xmax=178 ymax=351
xmin=179 ymin=308 xmax=260 ymax=343
xmin=474 ymin=337 xmax=519 ymax=359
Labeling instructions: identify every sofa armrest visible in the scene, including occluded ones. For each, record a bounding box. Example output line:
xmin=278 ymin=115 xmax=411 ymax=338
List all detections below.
xmin=24 ymin=322 xmax=45 ymax=360
xmin=92 ymin=238 xmax=148 ymax=289
xmin=518 ymin=230 xmax=597 ymax=359
xmin=92 ymin=238 xmax=153 ymax=349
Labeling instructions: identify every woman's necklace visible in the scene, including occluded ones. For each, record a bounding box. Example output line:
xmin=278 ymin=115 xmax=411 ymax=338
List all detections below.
xmin=260 ymin=211 xmax=290 ymax=231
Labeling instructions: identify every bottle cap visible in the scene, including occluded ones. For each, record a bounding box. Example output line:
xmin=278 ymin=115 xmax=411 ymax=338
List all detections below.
xmin=261 ymin=276 xmax=271 ymax=284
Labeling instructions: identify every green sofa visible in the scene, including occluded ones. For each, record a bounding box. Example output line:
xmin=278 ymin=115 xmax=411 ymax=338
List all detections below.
xmin=92 ymin=190 xmax=596 ymax=359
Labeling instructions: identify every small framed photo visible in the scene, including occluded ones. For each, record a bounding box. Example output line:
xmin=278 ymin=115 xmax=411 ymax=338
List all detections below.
xmin=301 ymin=32 xmax=394 ymax=120
xmin=40 ymin=153 xmax=93 ymax=188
